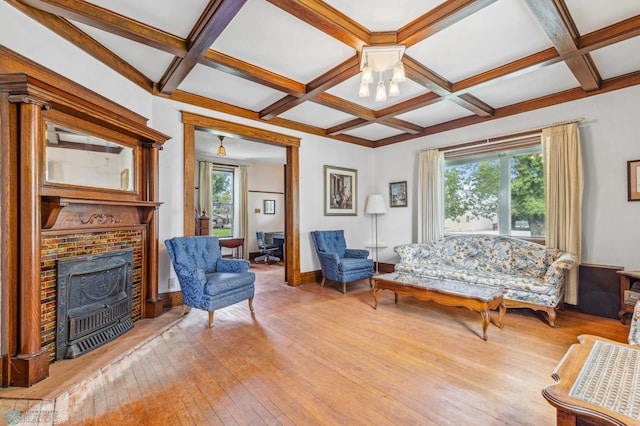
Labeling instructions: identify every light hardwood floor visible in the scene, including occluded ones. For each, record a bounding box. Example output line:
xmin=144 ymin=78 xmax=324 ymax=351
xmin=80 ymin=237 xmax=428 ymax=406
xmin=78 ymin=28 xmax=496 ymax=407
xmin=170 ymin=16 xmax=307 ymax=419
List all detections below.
xmin=0 ymin=264 xmax=630 ymax=425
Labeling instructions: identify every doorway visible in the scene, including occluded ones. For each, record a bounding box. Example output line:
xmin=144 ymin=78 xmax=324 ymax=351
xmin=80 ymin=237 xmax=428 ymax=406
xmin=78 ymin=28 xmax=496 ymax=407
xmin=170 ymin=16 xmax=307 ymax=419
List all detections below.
xmin=181 ymin=112 xmax=301 ymax=286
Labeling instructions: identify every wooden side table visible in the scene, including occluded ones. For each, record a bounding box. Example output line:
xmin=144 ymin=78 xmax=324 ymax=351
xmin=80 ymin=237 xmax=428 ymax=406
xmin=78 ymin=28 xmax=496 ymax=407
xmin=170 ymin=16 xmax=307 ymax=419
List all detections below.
xmin=542 ymin=335 xmax=640 ymax=425
xmin=617 ymin=270 xmax=640 ymax=324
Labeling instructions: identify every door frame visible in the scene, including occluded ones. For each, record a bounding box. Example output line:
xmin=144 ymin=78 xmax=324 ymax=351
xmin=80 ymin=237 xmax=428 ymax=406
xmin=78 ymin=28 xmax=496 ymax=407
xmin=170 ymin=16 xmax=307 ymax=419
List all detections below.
xmin=181 ymin=111 xmax=301 ymax=286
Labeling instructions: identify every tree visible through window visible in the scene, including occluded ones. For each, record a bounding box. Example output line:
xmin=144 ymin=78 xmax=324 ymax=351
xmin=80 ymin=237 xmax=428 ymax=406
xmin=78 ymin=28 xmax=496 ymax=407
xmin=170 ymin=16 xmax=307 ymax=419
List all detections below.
xmin=444 ymin=145 xmax=544 ymax=238
xmin=211 ymin=168 xmax=234 ymax=237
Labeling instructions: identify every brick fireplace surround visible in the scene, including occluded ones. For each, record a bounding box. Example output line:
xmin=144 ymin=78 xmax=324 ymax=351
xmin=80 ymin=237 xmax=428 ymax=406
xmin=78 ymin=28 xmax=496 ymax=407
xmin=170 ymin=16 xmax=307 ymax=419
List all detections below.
xmin=0 ymin=47 xmax=170 ymax=387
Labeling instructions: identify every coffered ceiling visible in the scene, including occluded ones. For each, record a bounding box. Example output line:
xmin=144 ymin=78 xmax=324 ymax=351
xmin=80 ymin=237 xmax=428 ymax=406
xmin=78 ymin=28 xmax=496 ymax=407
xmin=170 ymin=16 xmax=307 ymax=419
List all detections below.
xmin=8 ymin=0 xmax=640 ymax=148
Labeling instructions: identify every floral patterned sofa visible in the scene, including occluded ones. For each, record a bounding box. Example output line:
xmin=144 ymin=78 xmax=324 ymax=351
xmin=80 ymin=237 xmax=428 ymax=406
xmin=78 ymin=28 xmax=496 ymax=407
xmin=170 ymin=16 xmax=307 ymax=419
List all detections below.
xmin=394 ymin=234 xmax=577 ymax=326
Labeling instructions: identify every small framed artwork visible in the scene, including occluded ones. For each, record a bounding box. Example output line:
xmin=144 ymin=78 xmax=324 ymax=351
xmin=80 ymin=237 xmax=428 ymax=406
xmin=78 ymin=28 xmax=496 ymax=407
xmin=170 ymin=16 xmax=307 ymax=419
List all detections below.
xmin=628 ymin=159 xmax=640 ymax=201
xmin=389 ymin=181 xmax=407 ymax=207
xmin=264 ymin=199 xmax=276 ymax=214
xmin=324 ymin=165 xmax=357 ymax=216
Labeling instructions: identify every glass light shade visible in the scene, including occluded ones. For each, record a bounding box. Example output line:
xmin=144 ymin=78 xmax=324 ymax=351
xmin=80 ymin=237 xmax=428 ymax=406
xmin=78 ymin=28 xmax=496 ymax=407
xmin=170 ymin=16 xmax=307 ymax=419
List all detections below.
xmin=358 ymin=81 xmax=370 ymax=97
xmin=217 ymin=143 xmax=226 ymax=156
xmin=393 ymin=63 xmax=406 ymax=83
xmin=361 ymin=66 xmax=373 ymax=84
xmin=375 ymin=80 xmax=387 ymax=102
xmin=388 ymin=79 xmax=400 ymax=97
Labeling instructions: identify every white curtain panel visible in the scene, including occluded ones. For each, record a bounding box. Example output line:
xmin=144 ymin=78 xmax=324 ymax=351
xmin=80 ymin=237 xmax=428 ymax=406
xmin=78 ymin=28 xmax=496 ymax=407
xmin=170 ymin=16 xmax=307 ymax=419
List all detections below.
xmin=417 ymin=149 xmax=445 ymax=243
xmin=238 ymin=165 xmax=249 ymax=259
xmin=543 ymin=123 xmax=583 ymax=305
xmin=198 ymin=161 xmax=213 ymax=235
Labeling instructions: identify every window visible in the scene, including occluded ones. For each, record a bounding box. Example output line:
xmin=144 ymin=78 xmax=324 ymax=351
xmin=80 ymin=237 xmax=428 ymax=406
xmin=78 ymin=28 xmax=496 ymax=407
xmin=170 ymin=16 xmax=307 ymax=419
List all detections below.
xmin=444 ymin=140 xmax=544 ymax=239
xmin=210 ymin=167 xmax=234 ymax=237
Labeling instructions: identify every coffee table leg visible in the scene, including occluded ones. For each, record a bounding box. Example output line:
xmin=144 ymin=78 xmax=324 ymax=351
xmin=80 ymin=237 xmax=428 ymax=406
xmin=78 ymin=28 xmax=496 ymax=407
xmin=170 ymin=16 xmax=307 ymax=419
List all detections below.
xmin=480 ymin=310 xmax=490 ymax=341
xmin=372 ymin=287 xmax=379 ymax=309
xmin=497 ymin=302 xmax=506 ymax=329
xmin=394 ymin=293 xmax=398 ymax=304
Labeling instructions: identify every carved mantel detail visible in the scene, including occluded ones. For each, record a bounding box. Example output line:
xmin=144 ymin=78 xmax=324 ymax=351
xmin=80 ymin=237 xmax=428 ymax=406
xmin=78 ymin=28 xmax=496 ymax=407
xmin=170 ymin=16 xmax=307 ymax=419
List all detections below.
xmin=81 ymin=213 xmax=121 ymax=225
xmin=41 ymin=196 xmax=161 ymax=231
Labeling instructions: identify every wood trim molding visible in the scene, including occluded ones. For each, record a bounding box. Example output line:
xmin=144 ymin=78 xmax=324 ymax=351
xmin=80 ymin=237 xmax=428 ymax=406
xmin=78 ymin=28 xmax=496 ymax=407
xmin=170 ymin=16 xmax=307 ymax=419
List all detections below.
xmin=181 ymin=112 xmax=301 ymax=286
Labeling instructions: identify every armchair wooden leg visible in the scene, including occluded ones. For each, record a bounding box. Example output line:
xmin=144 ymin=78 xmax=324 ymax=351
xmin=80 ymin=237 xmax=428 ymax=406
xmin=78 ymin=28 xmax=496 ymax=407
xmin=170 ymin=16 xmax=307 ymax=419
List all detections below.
xmin=181 ymin=304 xmax=191 ymax=316
xmin=320 ymin=277 xmax=326 ymax=287
xmin=208 ymin=311 xmax=214 ymax=328
xmin=248 ymin=297 xmax=254 ymax=312
xmin=342 ymin=282 xmax=346 ymax=294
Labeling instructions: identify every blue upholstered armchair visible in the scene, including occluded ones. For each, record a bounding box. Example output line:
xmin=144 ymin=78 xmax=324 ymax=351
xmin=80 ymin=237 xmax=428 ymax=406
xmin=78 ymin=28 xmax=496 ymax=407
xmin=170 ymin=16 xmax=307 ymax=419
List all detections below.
xmin=165 ymin=236 xmax=255 ymax=328
xmin=310 ymin=230 xmax=374 ymax=294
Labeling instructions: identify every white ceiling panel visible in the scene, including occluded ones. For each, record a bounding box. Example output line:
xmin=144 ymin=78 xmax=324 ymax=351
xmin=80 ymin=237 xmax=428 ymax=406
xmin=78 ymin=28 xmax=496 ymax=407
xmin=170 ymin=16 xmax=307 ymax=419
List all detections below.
xmin=211 ymin=0 xmax=354 ymax=83
xmin=469 ymin=62 xmax=578 ymax=109
xmin=323 ymin=0 xmax=447 ymax=32
xmin=397 ymin=100 xmax=474 ymax=128
xmin=591 ymin=36 xmax=640 ymax=80
xmin=344 ymin=123 xmax=405 ymax=140
xmin=279 ymin=102 xmax=355 ymax=129
xmin=407 ymin=0 xmax=552 ymax=83
xmin=179 ymin=64 xmax=285 ymax=111
xmin=327 ymin=73 xmax=430 ymax=111
xmin=196 ymin=131 xmax=285 ymax=166
xmin=564 ymin=0 xmax=640 ymax=35
xmin=85 ymin=0 xmax=209 ymax=38
xmin=72 ymin=22 xmax=175 ymax=82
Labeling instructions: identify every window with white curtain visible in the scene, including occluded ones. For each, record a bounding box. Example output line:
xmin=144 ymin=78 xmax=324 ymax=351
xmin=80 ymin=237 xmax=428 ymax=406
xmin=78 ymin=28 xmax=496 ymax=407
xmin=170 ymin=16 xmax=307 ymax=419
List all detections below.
xmin=443 ymin=135 xmax=544 ymax=241
xmin=210 ymin=166 xmax=235 ymax=237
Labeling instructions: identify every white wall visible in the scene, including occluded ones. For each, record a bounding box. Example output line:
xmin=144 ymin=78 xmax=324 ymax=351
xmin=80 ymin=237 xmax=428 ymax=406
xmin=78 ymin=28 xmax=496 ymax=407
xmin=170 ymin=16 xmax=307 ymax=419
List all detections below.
xmin=372 ymin=87 xmax=640 ymax=271
xmin=247 ymin=163 xmax=284 ymax=252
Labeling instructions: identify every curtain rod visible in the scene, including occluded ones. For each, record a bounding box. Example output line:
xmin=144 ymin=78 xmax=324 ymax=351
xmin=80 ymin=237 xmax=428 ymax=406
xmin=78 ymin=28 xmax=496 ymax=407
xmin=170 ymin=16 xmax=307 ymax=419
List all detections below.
xmin=436 ymin=116 xmax=585 ymax=153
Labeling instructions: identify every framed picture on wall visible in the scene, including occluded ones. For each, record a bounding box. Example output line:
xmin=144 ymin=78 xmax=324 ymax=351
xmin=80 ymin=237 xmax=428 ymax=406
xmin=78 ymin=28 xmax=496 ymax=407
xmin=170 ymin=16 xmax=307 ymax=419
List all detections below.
xmin=264 ymin=199 xmax=276 ymax=214
xmin=628 ymin=159 xmax=640 ymax=201
xmin=389 ymin=181 xmax=407 ymax=207
xmin=324 ymin=165 xmax=357 ymax=216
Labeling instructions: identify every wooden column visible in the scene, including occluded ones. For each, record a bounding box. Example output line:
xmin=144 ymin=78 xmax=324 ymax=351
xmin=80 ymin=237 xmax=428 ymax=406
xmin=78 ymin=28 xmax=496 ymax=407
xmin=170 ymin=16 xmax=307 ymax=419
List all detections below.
xmin=145 ymin=143 xmax=163 ymax=318
xmin=10 ymin=95 xmax=50 ymax=387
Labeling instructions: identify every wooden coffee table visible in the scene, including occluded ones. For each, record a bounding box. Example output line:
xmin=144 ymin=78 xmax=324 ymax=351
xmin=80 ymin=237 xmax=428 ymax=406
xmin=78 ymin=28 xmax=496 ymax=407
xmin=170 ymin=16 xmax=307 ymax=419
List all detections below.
xmin=372 ymin=273 xmax=506 ymax=340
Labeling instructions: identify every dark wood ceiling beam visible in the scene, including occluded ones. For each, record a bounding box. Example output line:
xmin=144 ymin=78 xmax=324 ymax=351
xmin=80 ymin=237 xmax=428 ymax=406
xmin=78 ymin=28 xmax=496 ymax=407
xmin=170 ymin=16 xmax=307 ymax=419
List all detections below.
xmin=579 ymin=14 xmax=640 ymax=53
xmin=7 ymin=0 xmax=153 ymax=90
xmin=523 ymin=0 xmax=600 ymax=91
xmin=376 ymin=92 xmax=443 ymax=120
xmin=313 ymin=93 xmax=376 ymax=120
xmin=451 ymin=93 xmax=494 ymax=117
xmin=398 ymin=0 xmax=498 ymax=47
xmin=403 ymin=56 xmax=452 ymax=95
xmin=326 ymin=118 xmax=369 ymax=135
xmin=381 ymin=118 xmax=424 ymax=134
xmin=259 ymin=55 xmax=360 ymax=120
xmin=266 ymin=0 xmax=370 ymax=49
xmin=17 ymin=0 xmax=186 ymax=56
xmin=199 ymin=51 xmax=305 ymax=96
xmin=158 ymin=0 xmax=246 ymax=94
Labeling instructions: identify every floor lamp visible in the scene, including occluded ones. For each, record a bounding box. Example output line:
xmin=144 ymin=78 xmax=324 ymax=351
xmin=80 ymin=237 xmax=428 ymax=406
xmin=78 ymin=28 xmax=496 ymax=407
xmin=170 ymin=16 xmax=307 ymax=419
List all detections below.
xmin=365 ymin=194 xmax=387 ymax=274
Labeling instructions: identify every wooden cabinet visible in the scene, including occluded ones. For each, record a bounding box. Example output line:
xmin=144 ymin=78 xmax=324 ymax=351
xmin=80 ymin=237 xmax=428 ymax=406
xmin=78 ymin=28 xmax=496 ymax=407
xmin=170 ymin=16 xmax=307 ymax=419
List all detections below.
xmin=617 ymin=270 xmax=640 ymax=324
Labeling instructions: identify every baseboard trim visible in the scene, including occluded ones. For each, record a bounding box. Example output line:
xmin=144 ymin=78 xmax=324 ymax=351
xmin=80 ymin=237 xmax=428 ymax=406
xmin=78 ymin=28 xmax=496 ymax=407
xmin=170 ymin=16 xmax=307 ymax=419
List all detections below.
xmin=300 ymin=270 xmax=322 ymax=284
xmin=159 ymin=291 xmax=183 ymax=310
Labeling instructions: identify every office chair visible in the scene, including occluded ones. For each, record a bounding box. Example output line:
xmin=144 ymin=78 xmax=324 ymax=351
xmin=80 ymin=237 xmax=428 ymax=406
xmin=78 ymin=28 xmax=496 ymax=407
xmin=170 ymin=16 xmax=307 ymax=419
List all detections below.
xmin=255 ymin=231 xmax=280 ymax=264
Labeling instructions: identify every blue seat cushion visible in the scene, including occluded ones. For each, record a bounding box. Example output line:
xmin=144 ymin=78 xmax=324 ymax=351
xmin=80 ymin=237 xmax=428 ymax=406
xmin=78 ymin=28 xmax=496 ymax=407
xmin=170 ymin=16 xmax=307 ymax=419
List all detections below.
xmin=338 ymin=258 xmax=374 ymax=273
xmin=204 ymin=272 xmax=256 ymax=296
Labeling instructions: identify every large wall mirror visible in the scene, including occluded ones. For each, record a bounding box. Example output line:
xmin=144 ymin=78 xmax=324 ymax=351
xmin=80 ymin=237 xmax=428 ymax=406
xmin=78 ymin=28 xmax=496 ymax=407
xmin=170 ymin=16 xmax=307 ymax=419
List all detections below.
xmin=45 ymin=122 xmax=135 ymax=191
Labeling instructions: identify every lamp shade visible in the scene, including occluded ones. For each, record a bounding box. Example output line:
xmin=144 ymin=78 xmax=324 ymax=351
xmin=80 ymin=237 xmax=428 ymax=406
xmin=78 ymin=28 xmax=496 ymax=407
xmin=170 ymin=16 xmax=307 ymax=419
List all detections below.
xmin=365 ymin=194 xmax=387 ymax=214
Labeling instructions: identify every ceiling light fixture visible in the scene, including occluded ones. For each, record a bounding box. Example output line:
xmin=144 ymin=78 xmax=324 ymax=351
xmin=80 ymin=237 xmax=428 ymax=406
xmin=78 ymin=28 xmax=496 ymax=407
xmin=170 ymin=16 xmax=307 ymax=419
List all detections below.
xmin=217 ymin=135 xmax=226 ymax=156
xmin=359 ymin=45 xmax=406 ymax=102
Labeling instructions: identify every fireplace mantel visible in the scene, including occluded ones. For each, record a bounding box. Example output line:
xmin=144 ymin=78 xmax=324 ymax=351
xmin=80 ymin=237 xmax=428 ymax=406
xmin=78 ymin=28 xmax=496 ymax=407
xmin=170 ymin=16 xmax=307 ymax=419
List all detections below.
xmin=0 ymin=47 xmax=170 ymax=387
xmin=42 ymin=196 xmax=162 ymax=230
